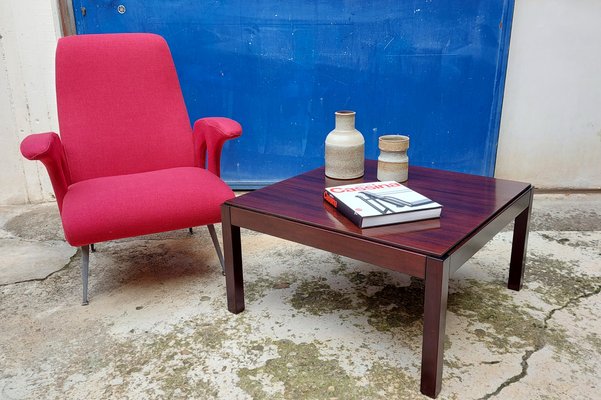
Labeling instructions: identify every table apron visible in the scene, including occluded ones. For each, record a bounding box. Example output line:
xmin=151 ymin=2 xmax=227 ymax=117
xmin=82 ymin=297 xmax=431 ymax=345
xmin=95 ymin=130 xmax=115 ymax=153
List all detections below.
xmin=448 ymin=188 xmax=533 ymax=274
xmin=229 ymin=207 xmax=426 ymax=279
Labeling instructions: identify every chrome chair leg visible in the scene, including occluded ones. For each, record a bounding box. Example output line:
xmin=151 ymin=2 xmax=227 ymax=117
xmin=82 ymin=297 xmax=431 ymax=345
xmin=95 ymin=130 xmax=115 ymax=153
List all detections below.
xmin=81 ymin=245 xmax=90 ymax=305
xmin=207 ymin=224 xmax=225 ymax=275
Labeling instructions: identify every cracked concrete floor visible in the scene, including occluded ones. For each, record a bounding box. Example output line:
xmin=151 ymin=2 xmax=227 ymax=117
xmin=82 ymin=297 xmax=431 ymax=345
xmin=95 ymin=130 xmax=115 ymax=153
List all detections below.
xmin=0 ymin=193 xmax=600 ymax=399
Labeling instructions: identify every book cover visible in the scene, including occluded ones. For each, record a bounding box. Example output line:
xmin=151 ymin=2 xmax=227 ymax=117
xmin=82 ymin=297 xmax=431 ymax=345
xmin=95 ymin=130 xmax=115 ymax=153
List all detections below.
xmin=323 ymin=181 xmax=442 ymax=228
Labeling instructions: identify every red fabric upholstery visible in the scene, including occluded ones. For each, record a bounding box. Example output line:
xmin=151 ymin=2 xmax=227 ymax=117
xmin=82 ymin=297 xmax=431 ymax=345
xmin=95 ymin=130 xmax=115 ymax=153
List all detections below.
xmin=20 ymin=132 xmax=71 ymax=212
xmin=20 ymin=33 xmax=242 ymax=247
xmin=193 ymin=117 xmax=242 ymax=175
xmin=56 ymin=33 xmax=195 ymax=183
xmin=61 ymin=167 xmax=234 ymax=247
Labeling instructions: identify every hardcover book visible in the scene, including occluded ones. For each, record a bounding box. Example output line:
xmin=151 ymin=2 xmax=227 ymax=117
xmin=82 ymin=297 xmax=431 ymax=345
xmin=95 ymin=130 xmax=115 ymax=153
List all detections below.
xmin=324 ymin=181 xmax=442 ymax=228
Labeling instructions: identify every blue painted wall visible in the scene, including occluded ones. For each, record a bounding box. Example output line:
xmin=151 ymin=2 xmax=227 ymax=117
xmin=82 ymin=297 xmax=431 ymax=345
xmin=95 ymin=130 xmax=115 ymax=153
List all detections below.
xmin=73 ymin=1 xmax=514 ymax=187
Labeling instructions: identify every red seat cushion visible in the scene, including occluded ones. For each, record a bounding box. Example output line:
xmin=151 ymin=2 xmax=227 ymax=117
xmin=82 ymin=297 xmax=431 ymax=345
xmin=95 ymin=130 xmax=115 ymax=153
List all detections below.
xmin=61 ymin=167 xmax=234 ymax=246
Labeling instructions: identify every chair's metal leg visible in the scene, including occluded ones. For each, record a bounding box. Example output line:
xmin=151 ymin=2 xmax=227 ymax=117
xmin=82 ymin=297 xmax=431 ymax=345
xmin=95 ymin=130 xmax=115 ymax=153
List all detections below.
xmin=189 ymin=228 xmax=194 ymax=234
xmin=81 ymin=245 xmax=90 ymax=306
xmin=207 ymin=224 xmax=225 ymax=275
xmin=90 ymin=243 xmax=96 ymax=252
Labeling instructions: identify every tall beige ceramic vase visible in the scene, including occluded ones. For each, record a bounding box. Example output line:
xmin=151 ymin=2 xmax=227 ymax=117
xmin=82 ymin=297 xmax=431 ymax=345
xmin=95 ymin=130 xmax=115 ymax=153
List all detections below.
xmin=325 ymin=110 xmax=365 ymax=179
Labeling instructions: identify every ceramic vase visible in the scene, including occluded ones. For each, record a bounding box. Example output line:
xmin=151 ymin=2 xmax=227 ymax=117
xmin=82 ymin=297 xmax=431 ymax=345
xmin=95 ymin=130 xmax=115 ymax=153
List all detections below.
xmin=377 ymin=135 xmax=409 ymax=182
xmin=325 ymin=110 xmax=365 ymax=179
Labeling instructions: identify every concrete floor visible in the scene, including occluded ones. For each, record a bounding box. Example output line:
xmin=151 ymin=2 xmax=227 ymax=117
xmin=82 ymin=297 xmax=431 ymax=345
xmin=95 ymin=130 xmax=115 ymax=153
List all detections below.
xmin=0 ymin=193 xmax=600 ymax=399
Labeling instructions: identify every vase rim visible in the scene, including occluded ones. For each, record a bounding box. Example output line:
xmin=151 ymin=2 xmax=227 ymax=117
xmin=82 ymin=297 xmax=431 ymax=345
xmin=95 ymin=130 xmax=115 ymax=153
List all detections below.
xmin=379 ymin=134 xmax=409 ymax=141
xmin=335 ymin=110 xmax=355 ymax=115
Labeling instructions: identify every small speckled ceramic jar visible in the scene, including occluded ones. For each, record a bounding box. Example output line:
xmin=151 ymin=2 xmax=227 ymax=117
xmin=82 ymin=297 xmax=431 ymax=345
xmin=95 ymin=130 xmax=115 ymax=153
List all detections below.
xmin=377 ymin=135 xmax=409 ymax=182
xmin=325 ymin=110 xmax=365 ymax=179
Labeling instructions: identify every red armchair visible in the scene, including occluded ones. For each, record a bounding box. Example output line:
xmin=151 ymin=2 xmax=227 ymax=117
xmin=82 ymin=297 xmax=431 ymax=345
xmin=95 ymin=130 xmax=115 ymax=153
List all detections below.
xmin=20 ymin=33 xmax=241 ymax=304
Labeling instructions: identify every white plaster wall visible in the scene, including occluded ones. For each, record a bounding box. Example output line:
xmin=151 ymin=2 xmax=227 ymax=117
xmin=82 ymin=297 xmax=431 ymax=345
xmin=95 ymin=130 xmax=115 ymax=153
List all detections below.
xmin=0 ymin=0 xmax=61 ymax=204
xmin=496 ymin=0 xmax=601 ymax=189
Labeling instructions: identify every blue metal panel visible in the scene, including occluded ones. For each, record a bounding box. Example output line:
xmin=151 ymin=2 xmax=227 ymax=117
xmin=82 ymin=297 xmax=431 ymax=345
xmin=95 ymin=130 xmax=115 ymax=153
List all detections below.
xmin=73 ymin=1 xmax=514 ymax=187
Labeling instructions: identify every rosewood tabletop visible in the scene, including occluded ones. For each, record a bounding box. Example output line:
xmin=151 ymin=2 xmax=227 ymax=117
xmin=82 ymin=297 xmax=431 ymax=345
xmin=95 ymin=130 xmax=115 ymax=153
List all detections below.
xmin=226 ymin=160 xmax=530 ymax=260
xmin=221 ymin=159 xmax=533 ymax=398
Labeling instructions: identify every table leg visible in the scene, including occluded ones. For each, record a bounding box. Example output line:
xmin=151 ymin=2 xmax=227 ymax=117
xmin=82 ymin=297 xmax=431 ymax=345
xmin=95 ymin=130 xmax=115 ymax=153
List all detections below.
xmin=508 ymin=189 xmax=533 ymax=291
xmin=221 ymin=205 xmax=245 ymax=313
xmin=420 ymin=257 xmax=449 ymax=398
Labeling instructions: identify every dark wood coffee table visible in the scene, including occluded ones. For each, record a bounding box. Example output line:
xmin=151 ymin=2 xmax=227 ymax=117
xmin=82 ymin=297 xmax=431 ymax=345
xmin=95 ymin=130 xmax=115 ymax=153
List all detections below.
xmin=221 ymin=160 xmax=532 ymax=398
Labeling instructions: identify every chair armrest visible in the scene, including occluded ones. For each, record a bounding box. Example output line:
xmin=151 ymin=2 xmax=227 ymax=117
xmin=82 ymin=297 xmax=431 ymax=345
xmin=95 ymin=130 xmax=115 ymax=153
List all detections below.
xmin=20 ymin=132 xmax=71 ymax=212
xmin=192 ymin=117 xmax=242 ymax=177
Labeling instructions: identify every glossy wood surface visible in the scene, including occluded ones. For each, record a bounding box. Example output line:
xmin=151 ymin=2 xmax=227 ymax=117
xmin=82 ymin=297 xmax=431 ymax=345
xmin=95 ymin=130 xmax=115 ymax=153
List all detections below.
xmin=222 ymin=206 xmax=244 ymax=313
xmin=421 ymin=257 xmax=449 ymax=397
xmin=230 ymin=207 xmax=426 ymax=278
xmin=227 ymin=160 xmax=531 ymax=258
xmin=508 ymin=188 xmax=533 ymax=290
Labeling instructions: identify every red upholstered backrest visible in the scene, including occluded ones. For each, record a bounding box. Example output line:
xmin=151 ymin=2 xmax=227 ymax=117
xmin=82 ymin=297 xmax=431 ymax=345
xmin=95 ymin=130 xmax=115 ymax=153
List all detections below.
xmin=56 ymin=33 xmax=195 ymax=183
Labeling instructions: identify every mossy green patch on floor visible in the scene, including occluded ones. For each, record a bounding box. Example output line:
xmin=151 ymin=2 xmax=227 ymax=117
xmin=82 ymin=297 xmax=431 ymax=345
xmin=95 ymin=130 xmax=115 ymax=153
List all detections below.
xmin=49 ymin=316 xmax=233 ymax=399
xmin=246 ymin=272 xmax=299 ymax=303
xmin=526 ymin=253 xmax=601 ymax=306
xmin=347 ymin=271 xmax=423 ymax=333
xmin=289 ymin=279 xmax=354 ymax=315
xmin=363 ymin=362 xmax=430 ymax=400
xmin=330 ymin=254 xmax=349 ymax=275
xmin=238 ymin=339 xmax=422 ymax=400
xmin=585 ymin=332 xmax=601 ymax=354
xmin=288 ymin=270 xmax=424 ymax=334
xmin=346 ymin=270 xmax=390 ymax=288
xmin=540 ymin=233 xmax=571 ymax=246
xmin=358 ymin=281 xmax=425 ymax=332
xmin=446 ymin=275 xmax=600 ymax=366
xmin=111 ymin=323 xmax=224 ymax=398
xmin=448 ymin=279 xmax=549 ymax=353
xmin=238 ymin=339 xmax=351 ymax=399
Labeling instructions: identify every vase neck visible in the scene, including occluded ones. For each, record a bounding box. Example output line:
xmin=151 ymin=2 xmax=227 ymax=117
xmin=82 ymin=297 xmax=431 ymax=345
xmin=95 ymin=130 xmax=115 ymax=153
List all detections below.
xmin=335 ymin=111 xmax=356 ymax=131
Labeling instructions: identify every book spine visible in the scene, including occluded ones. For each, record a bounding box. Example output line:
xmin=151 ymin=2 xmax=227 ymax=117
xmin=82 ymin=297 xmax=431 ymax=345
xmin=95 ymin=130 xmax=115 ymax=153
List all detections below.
xmin=323 ymin=190 xmax=364 ymax=227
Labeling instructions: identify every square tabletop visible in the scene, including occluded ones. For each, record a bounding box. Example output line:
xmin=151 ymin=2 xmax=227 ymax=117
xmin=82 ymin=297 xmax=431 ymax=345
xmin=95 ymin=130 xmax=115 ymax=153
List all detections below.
xmin=226 ymin=160 xmax=531 ymax=259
